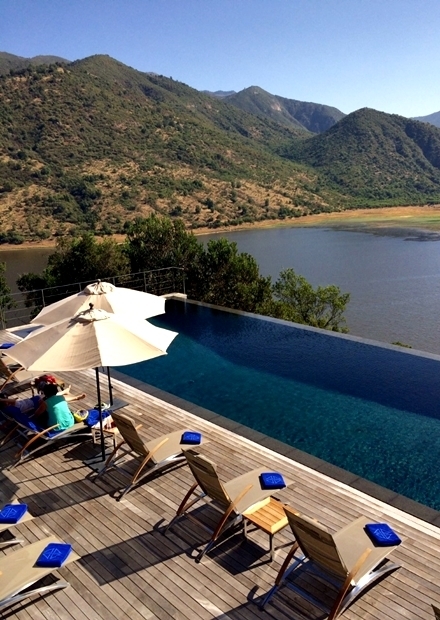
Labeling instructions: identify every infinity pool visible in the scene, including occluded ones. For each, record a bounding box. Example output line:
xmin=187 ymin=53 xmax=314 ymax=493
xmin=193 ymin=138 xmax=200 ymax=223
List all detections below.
xmin=117 ymin=299 xmax=440 ymax=510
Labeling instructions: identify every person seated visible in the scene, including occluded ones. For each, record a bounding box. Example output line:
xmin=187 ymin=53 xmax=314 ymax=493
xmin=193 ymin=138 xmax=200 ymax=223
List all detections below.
xmin=0 ymin=394 xmax=42 ymax=414
xmin=36 ymin=383 xmax=86 ymax=431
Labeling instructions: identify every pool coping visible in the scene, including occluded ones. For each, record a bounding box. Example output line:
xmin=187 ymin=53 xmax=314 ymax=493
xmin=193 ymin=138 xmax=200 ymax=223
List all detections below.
xmin=111 ymin=367 xmax=440 ymax=528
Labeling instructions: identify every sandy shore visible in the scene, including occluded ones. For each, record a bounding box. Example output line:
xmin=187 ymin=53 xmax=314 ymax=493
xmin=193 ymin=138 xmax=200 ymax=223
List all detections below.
xmin=2 ymin=205 xmax=440 ymax=251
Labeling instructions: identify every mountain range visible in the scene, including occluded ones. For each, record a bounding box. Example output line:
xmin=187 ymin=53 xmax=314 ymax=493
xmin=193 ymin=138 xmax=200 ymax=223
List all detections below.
xmin=1 ymin=52 xmax=440 ymax=243
xmin=0 ymin=52 xmax=69 ymax=75
xmin=413 ymin=111 xmax=440 ymax=129
xmin=206 ymin=86 xmax=346 ymax=134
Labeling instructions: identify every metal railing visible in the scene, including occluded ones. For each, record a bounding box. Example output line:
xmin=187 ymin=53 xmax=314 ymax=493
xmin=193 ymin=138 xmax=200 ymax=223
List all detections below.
xmin=1 ymin=267 xmax=186 ymax=329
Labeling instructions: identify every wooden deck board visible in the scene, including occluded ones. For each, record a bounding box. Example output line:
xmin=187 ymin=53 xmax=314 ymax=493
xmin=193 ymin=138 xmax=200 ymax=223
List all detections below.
xmin=0 ymin=357 xmax=440 ymax=619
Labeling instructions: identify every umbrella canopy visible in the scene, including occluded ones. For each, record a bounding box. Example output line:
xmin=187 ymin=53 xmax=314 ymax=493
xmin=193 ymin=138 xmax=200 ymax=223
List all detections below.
xmin=8 ymin=306 xmax=177 ymax=371
xmin=7 ymin=306 xmax=178 ymax=461
xmin=32 ymin=280 xmax=166 ymax=326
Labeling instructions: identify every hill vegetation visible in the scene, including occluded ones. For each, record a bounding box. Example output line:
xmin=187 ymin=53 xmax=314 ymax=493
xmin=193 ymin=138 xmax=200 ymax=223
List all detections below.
xmin=284 ymin=108 xmax=440 ymax=206
xmin=0 ymin=51 xmax=69 ymax=76
xmin=0 ymin=55 xmax=341 ymax=243
xmin=222 ymin=86 xmax=345 ymax=133
xmin=1 ymin=54 xmax=440 ymax=243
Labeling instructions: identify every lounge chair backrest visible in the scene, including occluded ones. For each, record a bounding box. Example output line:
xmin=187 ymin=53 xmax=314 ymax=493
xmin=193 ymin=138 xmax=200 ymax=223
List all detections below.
xmin=284 ymin=506 xmax=348 ymax=580
xmin=111 ymin=411 xmax=149 ymax=457
xmin=184 ymin=450 xmax=231 ymax=507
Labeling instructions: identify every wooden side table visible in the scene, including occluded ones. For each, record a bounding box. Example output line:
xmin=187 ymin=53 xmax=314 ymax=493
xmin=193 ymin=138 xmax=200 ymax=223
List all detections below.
xmin=91 ymin=417 xmax=119 ymax=450
xmin=243 ymin=497 xmax=289 ymax=561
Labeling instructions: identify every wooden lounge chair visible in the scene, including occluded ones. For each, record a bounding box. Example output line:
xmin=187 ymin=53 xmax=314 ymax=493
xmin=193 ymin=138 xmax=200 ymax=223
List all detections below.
xmin=94 ymin=410 xmax=204 ymax=500
xmin=0 ymin=535 xmax=79 ymax=612
xmin=0 ymin=502 xmax=33 ymax=548
xmin=0 ymin=359 xmax=40 ymax=395
xmin=164 ymin=449 xmax=291 ymax=563
xmin=260 ymin=506 xmax=401 ymax=619
xmin=6 ymin=409 xmax=92 ymax=469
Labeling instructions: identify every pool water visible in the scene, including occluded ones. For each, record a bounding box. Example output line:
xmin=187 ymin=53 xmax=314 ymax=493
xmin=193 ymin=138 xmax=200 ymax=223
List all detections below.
xmin=116 ymin=300 xmax=440 ymax=510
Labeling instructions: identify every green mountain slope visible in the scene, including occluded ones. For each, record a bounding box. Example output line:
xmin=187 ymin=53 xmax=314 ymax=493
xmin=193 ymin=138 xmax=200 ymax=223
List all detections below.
xmin=287 ymin=108 xmax=440 ymax=205
xmin=224 ymin=86 xmax=345 ymax=133
xmin=0 ymin=51 xmax=69 ymax=75
xmin=0 ymin=55 xmax=336 ymax=243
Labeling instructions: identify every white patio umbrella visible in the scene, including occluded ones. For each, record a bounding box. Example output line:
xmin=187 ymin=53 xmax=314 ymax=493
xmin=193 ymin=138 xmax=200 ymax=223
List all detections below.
xmin=32 ymin=280 xmax=166 ymax=326
xmin=7 ymin=305 xmax=178 ymax=459
xmin=31 ymin=280 xmax=167 ymax=406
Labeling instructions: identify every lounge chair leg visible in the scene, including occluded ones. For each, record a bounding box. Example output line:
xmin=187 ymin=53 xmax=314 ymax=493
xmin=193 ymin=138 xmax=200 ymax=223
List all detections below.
xmin=0 ymin=581 xmax=69 ymax=611
xmin=259 ymin=584 xmax=279 ymax=610
xmin=94 ymin=440 xmax=127 ymax=480
xmin=196 ymin=539 xmax=215 ymax=563
xmin=0 ymin=424 xmax=18 ymax=447
xmin=163 ymin=483 xmax=200 ymax=535
xmin=259 ymin=542 xmax=300 ymax=610
xmin=116 ymin=483 xmax=135 ymax=502
xmin=0 ymin=537 xmax=22 ymax=548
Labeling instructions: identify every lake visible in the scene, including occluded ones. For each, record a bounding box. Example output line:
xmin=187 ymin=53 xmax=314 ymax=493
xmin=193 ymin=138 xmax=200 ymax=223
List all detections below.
xmin=2 ymin=225 xmax=440 ymax=353
xmin=202 ymin=227 xmax=440 ymax=354
xmin=0 ymin=248 xmax=53 ymax=293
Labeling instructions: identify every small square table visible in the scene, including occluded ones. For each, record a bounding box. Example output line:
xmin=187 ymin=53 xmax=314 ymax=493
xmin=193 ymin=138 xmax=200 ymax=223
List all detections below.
xmin=243 ymin=497 xmax=289 ymax=561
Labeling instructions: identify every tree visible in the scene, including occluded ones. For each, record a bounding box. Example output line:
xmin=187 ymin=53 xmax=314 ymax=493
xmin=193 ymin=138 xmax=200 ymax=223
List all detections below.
xmin=260 ymin=268 xmax=350 ymax=332
xmin=123 ymin=215 xmax=271 ymax=312
xmin=124 ymin=215 xmax=202 ymax=273
xmin=17 ymin=234 xmax=130 ymax=316
xmin=44 ymin=234 xmax=129 ymax=285
xmin=190 ymin=238 xmax=272 ymax=312
xmin=0 ymin=262 xmax=15 ymax=329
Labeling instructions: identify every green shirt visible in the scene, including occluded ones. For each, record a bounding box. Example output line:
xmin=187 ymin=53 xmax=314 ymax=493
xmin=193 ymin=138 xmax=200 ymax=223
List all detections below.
xmin=45 ymin=394 xmax=74 ymax=431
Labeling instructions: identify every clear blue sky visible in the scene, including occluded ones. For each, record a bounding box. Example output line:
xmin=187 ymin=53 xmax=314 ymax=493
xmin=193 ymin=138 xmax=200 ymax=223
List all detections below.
xmin=2 ymin=0 xmax=439 ymax=117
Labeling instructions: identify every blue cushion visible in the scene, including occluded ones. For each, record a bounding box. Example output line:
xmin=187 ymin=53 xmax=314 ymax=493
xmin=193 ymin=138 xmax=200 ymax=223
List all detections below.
xmin=259 ymin=472 xmax=286 ymax=490
xmin=35 ymin=542 xmax=73 ymax=568
xmin=364 ymin=523 xmax=402 ymax=546
xmin=181 ymin=431 xmax=202 ymax=445
xmin=0 ymin=503 xmax=27 ymax=524
xmin=86 ymin=409 xmax=111 ymax=427
xmin=11 ymin=410 xmax=42 ymax=432
xmin=0 ymin=343 xmax=14 ymax=349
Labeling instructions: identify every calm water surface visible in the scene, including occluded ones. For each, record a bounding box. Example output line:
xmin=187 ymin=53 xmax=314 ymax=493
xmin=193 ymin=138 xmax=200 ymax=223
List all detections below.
xmin=202 ymin=228 xmax=440 ymax=354
xmin=121 ymin=300 xmax=440 ymax=509
xmin=0 ymin=248 xmax=52 ymax=293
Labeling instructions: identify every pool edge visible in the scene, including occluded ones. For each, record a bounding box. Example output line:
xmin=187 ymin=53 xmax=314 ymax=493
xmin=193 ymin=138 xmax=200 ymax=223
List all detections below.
xmin=111 ymin=368 xmax=440 ymax=528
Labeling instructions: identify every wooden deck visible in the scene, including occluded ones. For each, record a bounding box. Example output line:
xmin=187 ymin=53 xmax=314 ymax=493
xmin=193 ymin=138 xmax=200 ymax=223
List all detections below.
xmin=1 ymin=366 xmax=440 ymax=619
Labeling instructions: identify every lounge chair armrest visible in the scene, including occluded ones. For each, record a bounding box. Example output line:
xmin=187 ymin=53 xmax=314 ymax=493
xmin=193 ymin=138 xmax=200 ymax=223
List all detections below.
xmin=14 ymin=424 xmax=60 ymax=459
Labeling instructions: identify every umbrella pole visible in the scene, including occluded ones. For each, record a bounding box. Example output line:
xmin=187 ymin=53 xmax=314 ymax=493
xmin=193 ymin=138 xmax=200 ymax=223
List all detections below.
xmin=95 ymin=367 xmax=106 ymax=461
xmin=107 ymin=367 xmax=113 ymax=406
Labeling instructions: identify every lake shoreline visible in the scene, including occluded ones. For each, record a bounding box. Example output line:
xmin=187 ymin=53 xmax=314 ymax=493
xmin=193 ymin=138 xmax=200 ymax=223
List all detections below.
xmin=2 ymin=204 xmax=440 ymax=252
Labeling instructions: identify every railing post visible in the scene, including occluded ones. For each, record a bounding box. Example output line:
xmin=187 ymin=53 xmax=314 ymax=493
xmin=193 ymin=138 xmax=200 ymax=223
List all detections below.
xmin=41 ymin=288 xmax=45 ymax=308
